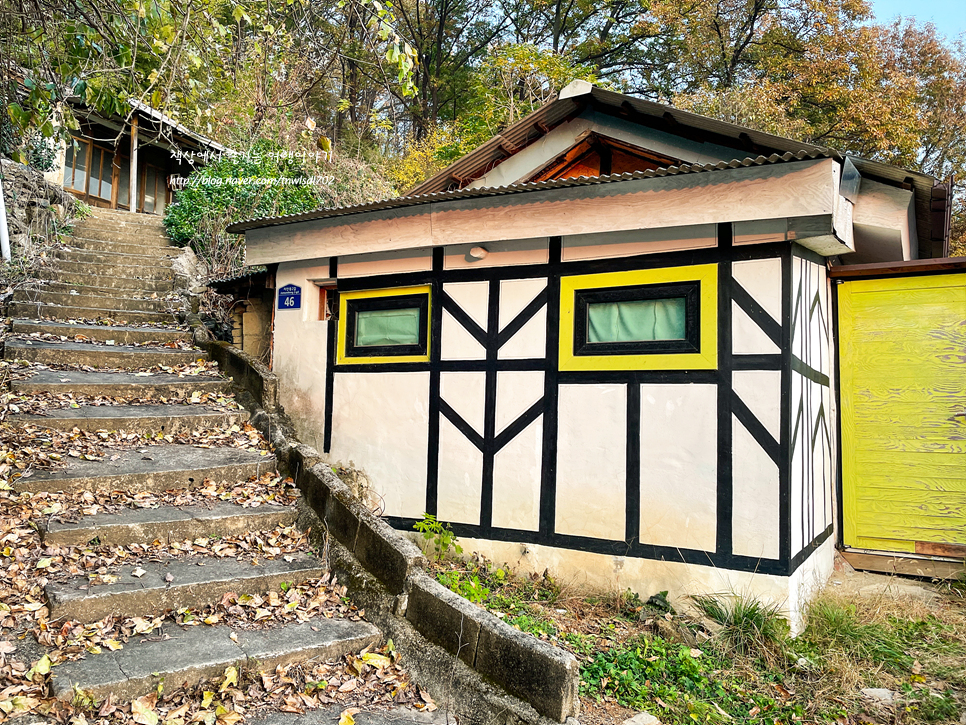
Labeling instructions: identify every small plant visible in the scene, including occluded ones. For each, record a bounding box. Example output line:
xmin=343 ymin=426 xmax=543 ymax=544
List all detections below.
xmin=74 ymin=200 xmax=93 ymax=220
xmin=414 ymin=513 xmax=462 ymax=563
xmin=509 ymin=611 xmax=557 ymax=638
xmin=691 ymin=592 xmax=788 ymax=657
xmin=437 ymin=570 xmax=490 ymax=604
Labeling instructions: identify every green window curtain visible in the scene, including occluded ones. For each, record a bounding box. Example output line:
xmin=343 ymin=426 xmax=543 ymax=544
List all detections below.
xmin=587 ymin=298 xmax=686 ymax=343
xmin=355 ymin=308 xmax=421 ymax=346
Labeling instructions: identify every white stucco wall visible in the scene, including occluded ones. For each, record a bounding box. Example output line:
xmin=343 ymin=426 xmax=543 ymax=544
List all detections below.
xmin=274 ymin=261 xmax=331 ymax=453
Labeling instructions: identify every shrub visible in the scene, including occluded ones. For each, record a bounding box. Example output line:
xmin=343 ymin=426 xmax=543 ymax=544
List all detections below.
xmin=163 ymin=140 xmax=324 ymax=277
xmin=164 ymin=142 xmax=395 ymax=280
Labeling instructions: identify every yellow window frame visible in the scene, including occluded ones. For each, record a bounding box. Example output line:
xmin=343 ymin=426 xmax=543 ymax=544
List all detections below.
xmin=337 ymin=285 xmax=432 ymax=365
xmin=559 ymin=264 xmax=718 ymax=371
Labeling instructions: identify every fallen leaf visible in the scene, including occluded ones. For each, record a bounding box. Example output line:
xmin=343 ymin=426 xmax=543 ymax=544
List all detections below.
xmin=27 ymin=654 xmax=51 ymax=678
xmin=132 ymin=694 xmax=159 ymax=725
xmin=220 ymin=666 xmax=238 ymax=692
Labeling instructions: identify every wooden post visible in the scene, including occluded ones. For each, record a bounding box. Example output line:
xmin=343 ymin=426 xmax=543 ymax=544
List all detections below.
xmin=130 ymin=115 xmax=139 ymax=212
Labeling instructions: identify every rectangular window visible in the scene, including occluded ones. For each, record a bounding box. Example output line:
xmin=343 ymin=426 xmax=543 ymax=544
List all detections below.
xmin=338 ymin=286 xmax=431 ymax=363
xmin=575 ymin=282 xmax=699 ymax=356
xmin=89 ymin=146 xmax=114 ymax=200
xmin=559 ymin=264 xmax=717 ymax=371
xmin=63 ymin=139 xmax=90 ymax=193
xmin=355 ymin=307 xmax=421 ymax=346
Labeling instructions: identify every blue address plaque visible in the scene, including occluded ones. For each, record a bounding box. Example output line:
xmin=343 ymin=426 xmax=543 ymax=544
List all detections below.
xmin=278 ymin=284 xmax=302 ymax=310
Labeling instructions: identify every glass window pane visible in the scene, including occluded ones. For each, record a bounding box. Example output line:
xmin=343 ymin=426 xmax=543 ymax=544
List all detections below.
xmin=143 ymin=166 xmax=157 ymax=212
xmin=63 ymin=145 xmax=74 ymax=187
xmin=99 ymin=151 xmax=114 ymax=199
xmin=355 ymin=308 xmax=421 ymax=346
xmin=67 ymin=142 xmax=88 ymax=191
xmin=587 ymin=298 xmax=686 ymax=343
xmin=155 ymin=174 xmax=167 ymax=214
xmin=117 ymin=157 xmax=130 ymax=207
xmin=89 ymin=147 xmax=106 ymax=198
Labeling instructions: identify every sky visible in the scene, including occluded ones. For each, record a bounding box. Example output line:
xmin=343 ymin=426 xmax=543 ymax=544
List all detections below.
xmin=868 ymin=0 xmax=966 ymax=39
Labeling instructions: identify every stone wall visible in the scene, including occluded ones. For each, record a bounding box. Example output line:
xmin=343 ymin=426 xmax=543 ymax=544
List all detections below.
xmin=1 ymin=158 xmax=77 ymax=260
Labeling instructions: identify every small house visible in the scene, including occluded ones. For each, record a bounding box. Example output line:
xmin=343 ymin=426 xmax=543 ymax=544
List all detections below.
xmin=53 ymin=99 xmax=226 ymax=215
xmin=226 ymin=81 xmax=954 ymax=623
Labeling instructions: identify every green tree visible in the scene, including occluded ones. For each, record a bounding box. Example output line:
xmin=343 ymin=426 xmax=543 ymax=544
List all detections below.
xmin=385 ymin=43 xmax=603 ymax=191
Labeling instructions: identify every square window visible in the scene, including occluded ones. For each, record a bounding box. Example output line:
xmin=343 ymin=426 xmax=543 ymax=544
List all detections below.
xmin=574 ymin=282 xmax=700 ymax=356
xmin=340 ymin=289 xmax=430 ymax=361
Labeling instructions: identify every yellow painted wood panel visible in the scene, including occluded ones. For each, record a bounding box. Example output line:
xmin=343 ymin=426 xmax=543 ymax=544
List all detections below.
xmin=839 ymin=273 xmax=966 ymax=554
xmin=853 ymin=475 xmax=966 ymax=493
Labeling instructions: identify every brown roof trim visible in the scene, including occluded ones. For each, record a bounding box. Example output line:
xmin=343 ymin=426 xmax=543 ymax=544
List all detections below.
xmin=828 ymin=257 xmax=966 ymax=279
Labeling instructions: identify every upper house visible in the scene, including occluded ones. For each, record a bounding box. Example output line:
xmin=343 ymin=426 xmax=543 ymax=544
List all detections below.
xmin=226 ymin=81 xmax=954 ymax=628
xmin=51 ymin=98 xmax=227 ymax=215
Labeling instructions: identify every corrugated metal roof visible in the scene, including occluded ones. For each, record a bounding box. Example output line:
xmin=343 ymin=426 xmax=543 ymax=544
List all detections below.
xmin=226 ymin=149 xmax=833 ymax=233
xmin=403 ymin=84 xmax=939 ymax=249
xmin=407 ymin=84 xmax=832 ymax=196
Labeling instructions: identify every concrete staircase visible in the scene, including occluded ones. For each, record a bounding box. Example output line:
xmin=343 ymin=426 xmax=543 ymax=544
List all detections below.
xmin=3 ymin=209 xmax=432 ymax=723
xmin=10 ymin=208 xmax=181 ymax=324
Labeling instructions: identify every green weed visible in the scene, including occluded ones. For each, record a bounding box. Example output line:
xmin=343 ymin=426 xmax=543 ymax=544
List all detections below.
xmin=436 ymin=570 xmax=490 ymax=604
xmin=508 ymin=612 xmax=557 ymax=637
xmin=580 ymin=635 xmax=800 ymax=723
xmin=414 ymin=513 xmax=462 ymax=563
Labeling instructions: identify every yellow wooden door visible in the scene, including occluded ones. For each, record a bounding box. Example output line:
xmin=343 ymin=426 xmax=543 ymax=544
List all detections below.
xmin=838 ymin=273 xmax=966 ymax=557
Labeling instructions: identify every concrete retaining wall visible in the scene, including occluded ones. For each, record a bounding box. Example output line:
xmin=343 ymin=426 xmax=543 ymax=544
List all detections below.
xmin=291 ymin=452 xmax=581 ymax=725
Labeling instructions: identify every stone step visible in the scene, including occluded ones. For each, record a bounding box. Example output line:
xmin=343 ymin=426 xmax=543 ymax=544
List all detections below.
xmin=49 ymin=616 xmax=380 ymax=702
xmin=86 ymin=208 xmax=166 ymax=224
xmin=46 ymin=551 xmax=321 ymax=623
xmin=51 ymin=258 xmax=175 ymax=280
xmin=7 ymin=403 xmax=248 ymax=435
xmin=68 ymin=236 xmax=176 ymax=256
xmin=9 ymin=302 xmax=178 ymax=324
xmin=19 ymin=282 xmax=181 ymax=303
xmin=11 ymin=320 xmax=188 ymax=343
xmin=4 ymin=339 xmax=204 ymax=367
xmin=13 ymin=445 xmax=275 ymax=494
xmin=41 ymin=499 xmax=298 ymax=548
xmin=12 ymin=369 xmax=230 ymax=398
xmin=77 ymin=210 xmax=167 ymax=227
xmin=14 ymin=289 xmax=180 ymax=313
xmin=247 ymin=709 xmax=447 ymax=725
xmin=40 ymin=269 xmax=175 ymax=292
xmin=55 ymin=247 xmax=175 ymax=268
xmin=71 ymin=220 xmax=169 ymax=239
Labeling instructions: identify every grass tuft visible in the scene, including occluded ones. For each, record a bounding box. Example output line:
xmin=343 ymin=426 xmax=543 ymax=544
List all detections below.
xmin=801 ymin=597 xmax=913 ymax=673
xmin=691 ymin=592 xmax=788 ymax=658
